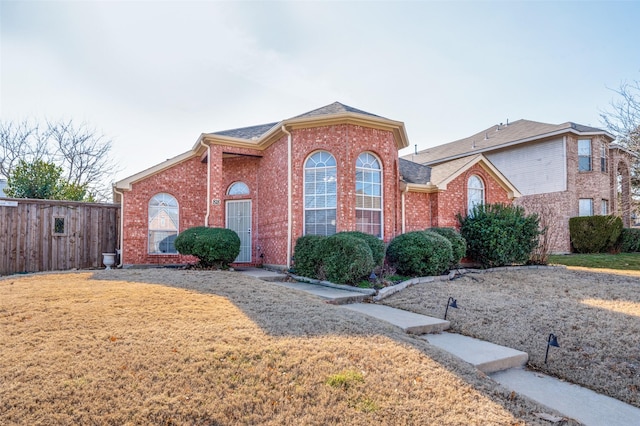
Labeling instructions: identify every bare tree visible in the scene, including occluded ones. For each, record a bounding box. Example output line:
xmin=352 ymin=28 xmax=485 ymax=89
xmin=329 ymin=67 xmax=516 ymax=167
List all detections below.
xmin=600 ymin=79 xmax=640 ymax=147
xmin=0 ymin=119 xmax=47 ymax=179
xmin=600 ymin=78 xmax=640 ymax=198
xmin=0 ymin=119 xmax=119 ymax=201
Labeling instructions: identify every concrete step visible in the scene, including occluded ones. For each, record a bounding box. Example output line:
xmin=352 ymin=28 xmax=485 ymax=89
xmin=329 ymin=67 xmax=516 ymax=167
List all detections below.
xmin=269 ymin=281 xmax=369 ymax=304
xmin=343 ymin=303 xmax=450 ymax=334
xmin=237 ymin=268 xmax=288 ymax=282
xmin=422 ymin=332 xmax=528 ymax=374
xmin=491 ymin=368 xmax=640 ymax=426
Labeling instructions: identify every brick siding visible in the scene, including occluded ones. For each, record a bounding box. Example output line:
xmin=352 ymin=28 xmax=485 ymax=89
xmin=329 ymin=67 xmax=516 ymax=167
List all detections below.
xmin=121 ymin=124 xmax=513 ymax=267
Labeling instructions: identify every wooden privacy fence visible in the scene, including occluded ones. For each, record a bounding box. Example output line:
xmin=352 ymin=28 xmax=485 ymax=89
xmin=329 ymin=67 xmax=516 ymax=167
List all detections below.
xmin=0 ymin=198 xmax=120 ymax=276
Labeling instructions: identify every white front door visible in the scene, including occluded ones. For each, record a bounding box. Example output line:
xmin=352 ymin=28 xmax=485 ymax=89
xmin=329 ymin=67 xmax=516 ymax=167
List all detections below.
xmin=226 ymin=200 xmax=251 ymax=263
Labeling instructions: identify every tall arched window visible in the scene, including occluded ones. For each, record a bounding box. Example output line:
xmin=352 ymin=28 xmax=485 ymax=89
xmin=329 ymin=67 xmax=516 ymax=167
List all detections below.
xmin=467 ymin=175 xmax=485 ymax=215
xmin=148 ymin=193 xmax=179 ymax=254
xmin=304 ymin=151 xmax=337 ymax=236
xmin=356 ymin=152 xmax=382 ymax=238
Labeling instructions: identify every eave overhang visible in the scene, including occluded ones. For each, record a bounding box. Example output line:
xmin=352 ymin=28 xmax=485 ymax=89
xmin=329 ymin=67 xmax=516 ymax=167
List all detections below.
xmin=193 ymin=112 xmax=409 ymax=156
xmin=424 ymin=127 xmax=616 ymax=167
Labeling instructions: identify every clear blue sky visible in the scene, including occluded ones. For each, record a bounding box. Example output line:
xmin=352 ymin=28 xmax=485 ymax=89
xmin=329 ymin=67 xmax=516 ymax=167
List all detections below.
xmin=2 ymin=0 xmax=639 ymax=183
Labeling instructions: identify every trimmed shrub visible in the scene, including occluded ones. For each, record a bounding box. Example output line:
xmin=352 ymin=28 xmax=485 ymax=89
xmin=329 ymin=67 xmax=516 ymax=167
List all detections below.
xmin=315 ymin=234 xmax=374 ymax=285
xmin=428 ymin=227 xmax=467 ymax=268
xmin=174 ymin=226 xmax=240 ymax=268
xmin=620 ymin=228 xmax=640 ymax=253
xmin=338 ymin=231 xmax=386 ymax=266
xmin=293 ymin=235 xmax=325 ymax=277
xmin=569 ymin=215 xmax=623 ymax=253
xmin=457 ymin=203 xmax=541 ymax=268
xmin=386 ymin=231 xmax=453 ymax=277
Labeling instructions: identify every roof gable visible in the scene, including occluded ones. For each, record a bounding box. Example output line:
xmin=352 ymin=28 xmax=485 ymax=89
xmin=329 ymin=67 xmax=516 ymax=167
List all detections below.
xmin=426 ymin=154 xmax=521 ymax=198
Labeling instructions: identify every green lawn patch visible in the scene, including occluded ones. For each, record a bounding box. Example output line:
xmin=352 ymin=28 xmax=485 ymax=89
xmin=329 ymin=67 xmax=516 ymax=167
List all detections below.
xmin=549 ymin=253 xmax=640 ymax=270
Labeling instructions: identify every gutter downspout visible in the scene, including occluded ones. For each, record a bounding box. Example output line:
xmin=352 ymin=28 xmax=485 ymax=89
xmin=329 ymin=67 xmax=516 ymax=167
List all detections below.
xmin=200 ymin=138 xmax=211 ymax=227
xmin=113 ymin=187 xmax=125 ymax=268
xmin=401 ymin=184 xmax=408 ymax=234
xmin=282 ymin=125 xmax=292 ymax=269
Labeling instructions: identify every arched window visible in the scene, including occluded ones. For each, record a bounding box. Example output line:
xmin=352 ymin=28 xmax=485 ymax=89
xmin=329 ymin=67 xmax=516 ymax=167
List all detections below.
xmin=356 ymin=152 xmax=382 ymax=238
xmin=227 ymin=181 xmax=250 ymax=195
xmin=467 ymin=175 xmax=485 ymax=215
xmin=304 ymin=151 xmax=337 ymax=236
xmin=148 ymin=193 xmax=178 ymax=254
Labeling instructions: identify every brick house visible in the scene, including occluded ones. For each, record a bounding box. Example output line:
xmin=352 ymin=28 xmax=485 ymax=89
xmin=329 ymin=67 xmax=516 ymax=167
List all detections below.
xmin=406 ymin=120 xmax=634 ymax=252
xmin=113 ymin=102 xmax=518 ymax=268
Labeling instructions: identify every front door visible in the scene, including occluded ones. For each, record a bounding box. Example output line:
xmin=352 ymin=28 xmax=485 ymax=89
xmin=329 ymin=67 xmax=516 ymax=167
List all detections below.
xmin=226 ymin=200 xmax=251 ymax=263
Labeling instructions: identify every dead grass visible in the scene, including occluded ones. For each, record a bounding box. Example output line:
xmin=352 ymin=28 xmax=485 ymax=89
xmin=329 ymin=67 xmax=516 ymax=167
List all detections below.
xmin=382 ymin=267 xmax=640 ymax=409
xmin=0 ymin=270 xmax=569 ymax=425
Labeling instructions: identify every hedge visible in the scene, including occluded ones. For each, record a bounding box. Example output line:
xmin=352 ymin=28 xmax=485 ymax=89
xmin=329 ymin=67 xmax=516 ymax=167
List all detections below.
xmin=569 ymin=215 xmax=623 ymax=253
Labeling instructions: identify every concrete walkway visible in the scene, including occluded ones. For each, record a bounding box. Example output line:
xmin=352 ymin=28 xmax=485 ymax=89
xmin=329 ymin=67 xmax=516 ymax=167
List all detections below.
xmin=491 ymin=368 xmax=640 ymax=426
xmin=242 ymin=268 xmax=640 ymax=425
xmin=343 ymin=303 xmax=449 ymax=334
xmin=268 ymin=281 xmax=370 ymax=304
xmin=422 ymin=332 xmax=528 ymax=373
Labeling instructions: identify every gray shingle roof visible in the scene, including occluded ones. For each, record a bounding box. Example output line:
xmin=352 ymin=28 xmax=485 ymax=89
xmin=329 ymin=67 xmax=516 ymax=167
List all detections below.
xmin=407 ymin=119 xmax=612 ymax=166
xmin=211 ymin=122 xmax=279 ymax=140
xmin=208 ymin=102 xmax=382 ymax=141
xmin=399 ymin=158 xmax=431 ymax=184
xmin=292 ymin=101 xmax=382 ymax=119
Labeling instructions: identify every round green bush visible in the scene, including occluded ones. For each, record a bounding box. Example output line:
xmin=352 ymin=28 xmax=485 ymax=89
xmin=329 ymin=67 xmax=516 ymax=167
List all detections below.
xmin=428 ymin=227 xmax=467 ymax=268
xmin=386 ymin=231 xmax=453 ymax=277
xmin=338 ymin=231 xmax=385 ymax=266
xmin=457 ymin=203 xmax=541 ymax=268
xmin=293 ymin=234 xmax=325 ymax=278
xmin=315 ymin=234 xmax=374 ymax=285
xmin=174 ymin=226 xmax=240 ymax=268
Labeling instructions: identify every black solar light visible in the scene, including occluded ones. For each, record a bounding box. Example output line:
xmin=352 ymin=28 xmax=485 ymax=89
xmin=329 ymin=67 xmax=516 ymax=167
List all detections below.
xmin=444 ymin=297 xmax=458 ymax=320
xmin=544 ymin=333 xmax=560 ymax=364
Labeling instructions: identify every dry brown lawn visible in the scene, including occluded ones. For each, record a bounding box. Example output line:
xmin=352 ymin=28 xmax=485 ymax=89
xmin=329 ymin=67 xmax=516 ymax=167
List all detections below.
xmin=382 ymin=267 xmax=640 ymax=410
xmin=0 ymin=270 xmax=571 ymax=425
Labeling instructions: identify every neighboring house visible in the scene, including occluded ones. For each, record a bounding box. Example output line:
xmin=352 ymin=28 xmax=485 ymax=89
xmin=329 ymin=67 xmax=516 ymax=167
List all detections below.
xmin=114 ymin=102 xmax=518 ymax=269
xmin=406 ymin=120 xmax=634 ymax=252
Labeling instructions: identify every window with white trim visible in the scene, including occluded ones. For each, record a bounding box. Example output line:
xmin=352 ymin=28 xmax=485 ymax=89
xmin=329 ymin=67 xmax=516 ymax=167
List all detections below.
xmin=467 ymin=175 xmax=485 ymax=215
xmin=601 ymin=199 xmax=609 ymax=215
xmin=304 ymin=151 xmax=337 ymax=236
xmin=578 ymin=139 xmax=592 ymax=171
xmin=356 ymin=152 xmax=382 ymax=238
xmin=579 ymin=198 xmax=593 ymax=216
xmin=227 ymin=181 xmax=250 ymax=195
xmin=148 ymin=193 xmax=179 ymax=254
xmin=600 ymin=145 xmax=608 ymax=172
